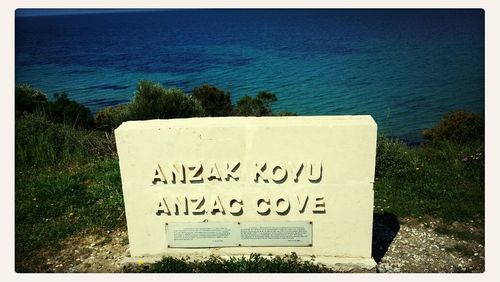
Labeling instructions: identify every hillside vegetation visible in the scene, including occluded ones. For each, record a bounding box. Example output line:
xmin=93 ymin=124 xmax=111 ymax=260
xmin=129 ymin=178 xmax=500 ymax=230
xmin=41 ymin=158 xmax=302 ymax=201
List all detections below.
xmin=15 ymin=82 xmax=484 ymax=272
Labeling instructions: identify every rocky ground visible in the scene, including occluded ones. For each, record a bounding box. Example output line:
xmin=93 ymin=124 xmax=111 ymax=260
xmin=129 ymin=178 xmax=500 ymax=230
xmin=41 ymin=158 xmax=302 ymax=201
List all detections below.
xmin=43 ymin=227 xmax=129 ymax=273
xmin=41 ymin=215 xmax=484 ymax=273
xmin=374 ymin=215 xmax=484 ymax=273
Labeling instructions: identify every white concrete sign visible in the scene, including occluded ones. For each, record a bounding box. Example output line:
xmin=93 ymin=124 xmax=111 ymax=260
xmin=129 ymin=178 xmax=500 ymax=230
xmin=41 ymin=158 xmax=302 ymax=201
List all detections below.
xmin=115 ymin=116 xmax=377 ymax=268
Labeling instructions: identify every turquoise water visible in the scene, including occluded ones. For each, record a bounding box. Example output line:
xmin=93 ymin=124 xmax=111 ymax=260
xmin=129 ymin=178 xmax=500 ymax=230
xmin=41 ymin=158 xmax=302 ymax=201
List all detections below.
xmin=15 ymin=9 xmax=484 ymax=142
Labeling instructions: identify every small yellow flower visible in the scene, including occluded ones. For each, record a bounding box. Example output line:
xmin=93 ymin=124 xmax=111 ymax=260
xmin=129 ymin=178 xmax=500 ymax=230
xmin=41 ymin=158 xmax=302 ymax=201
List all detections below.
xmin=137 ymin=260 xmax=144 ymax=266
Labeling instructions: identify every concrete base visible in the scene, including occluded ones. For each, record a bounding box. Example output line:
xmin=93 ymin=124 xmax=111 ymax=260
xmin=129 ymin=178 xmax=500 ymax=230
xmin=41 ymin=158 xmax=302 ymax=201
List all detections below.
xmin=121 ymin=255 xmax=377 ymax=273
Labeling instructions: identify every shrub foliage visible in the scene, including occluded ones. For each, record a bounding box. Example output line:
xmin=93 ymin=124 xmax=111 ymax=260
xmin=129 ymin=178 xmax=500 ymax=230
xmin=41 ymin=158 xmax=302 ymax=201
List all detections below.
xmin=44 ymin=92 xmax=95 ymax=128
xmin=15 ymin=84 xmax=48 ymax=117
xmin=16 ymin=85 xmax=95 ymax=128
xmin=128 ymin=81 xmax=206 ymax=120
xmin=375 ymin=136 xmax=418 ymax=177
xmin=95 ymin=104 xmax=130 ymax=131
xmin=235 ymin=91 xmax=278 ymax=116
xmin=423 ymin=110 xmax=484 ymax=144
xmin=191 ymin=84 xmax=233 ymax=117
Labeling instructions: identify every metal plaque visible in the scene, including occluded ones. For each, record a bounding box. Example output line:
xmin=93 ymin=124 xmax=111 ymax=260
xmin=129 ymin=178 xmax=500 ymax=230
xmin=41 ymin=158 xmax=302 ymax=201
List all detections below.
xmin=240 ymin=221 xmax=312 ymax=247
xmin=166 ymin=222 xmax=240 ymax=248
xmin=167 ymin=221 xmax=312 ymax=248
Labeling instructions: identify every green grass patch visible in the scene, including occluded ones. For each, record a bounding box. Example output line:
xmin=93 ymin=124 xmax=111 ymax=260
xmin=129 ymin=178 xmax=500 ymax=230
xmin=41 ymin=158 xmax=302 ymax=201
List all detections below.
xmin=126 ymin=253 xmax=332 ymax=273
xmin=15 ymin=158 xmax=125 ymax=272
xmin=374 ymin=139 xmax=484 ymax=222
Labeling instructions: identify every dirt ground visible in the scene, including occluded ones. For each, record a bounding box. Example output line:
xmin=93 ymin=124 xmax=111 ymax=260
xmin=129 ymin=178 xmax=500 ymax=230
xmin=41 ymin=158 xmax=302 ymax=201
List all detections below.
xmin=40 ymin=215 xmax=484 ymax=273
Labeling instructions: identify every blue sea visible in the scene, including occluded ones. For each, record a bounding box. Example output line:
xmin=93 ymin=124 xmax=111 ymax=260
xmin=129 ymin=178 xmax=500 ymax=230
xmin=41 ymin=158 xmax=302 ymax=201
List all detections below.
xmin=15 ymin=9 xmax=484 ymax=142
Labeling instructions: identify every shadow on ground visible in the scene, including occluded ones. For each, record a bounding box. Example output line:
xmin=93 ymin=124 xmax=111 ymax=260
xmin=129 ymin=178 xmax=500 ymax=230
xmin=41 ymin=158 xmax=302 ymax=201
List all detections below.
xmin=372 ymin=213 xmax=400 ymax=263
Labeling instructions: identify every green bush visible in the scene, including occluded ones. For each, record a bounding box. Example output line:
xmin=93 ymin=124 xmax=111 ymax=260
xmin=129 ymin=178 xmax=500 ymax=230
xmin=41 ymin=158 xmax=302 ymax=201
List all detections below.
xmin=15 ymin=84 xmax=48 ymax=117
xmin=376 ymin=136 xmax=418 ymax=177
xmin=128 ymin=81 xmax=206 ymax=120
xmin=235 ymin=96 xmax=259 ymax=116
xmin=44 ymin=92 xmax=95 ymax=129
xmin=256 ymin=91 xmax=278 ymax=113
xmin=16 ymin=85 xmax=95 ymax=129
xmin=235 ymin=91 xmax=278 ymax=116
xmin=422 ymin=110 xmax=484 ymax=144
xmin=191 ymin=84 xmax=233 ymax=116
xmin=95 ymin=104 xmax=130 ymax=131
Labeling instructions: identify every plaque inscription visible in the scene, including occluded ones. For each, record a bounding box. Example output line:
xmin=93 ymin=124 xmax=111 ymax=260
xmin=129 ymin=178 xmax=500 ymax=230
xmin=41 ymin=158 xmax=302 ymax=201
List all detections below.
xmin=240 ymin=221 xmax=312 ymax=246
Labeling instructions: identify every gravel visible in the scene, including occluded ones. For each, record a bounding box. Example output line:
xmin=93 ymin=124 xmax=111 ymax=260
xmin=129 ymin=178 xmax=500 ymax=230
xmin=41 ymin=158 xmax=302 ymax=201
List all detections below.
xmin=374 ymin=215 xmax=484 ymax=273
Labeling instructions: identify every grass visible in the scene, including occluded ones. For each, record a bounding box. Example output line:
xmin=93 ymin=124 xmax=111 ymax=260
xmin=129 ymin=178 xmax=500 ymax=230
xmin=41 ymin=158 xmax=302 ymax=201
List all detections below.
xmin=15 ymin=158 xmax=125 ymax=272
xmin=15 ymin=112 xmax=116 ymax=170
xmin=374 ymin=138 xmax=484 ymax=224
xmin=125 ymin=253 xmax=333 ymax=273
